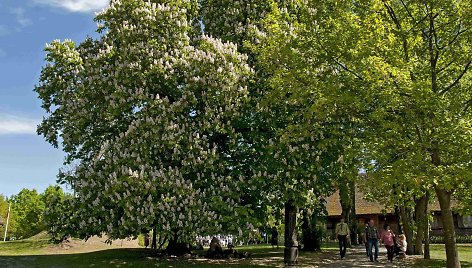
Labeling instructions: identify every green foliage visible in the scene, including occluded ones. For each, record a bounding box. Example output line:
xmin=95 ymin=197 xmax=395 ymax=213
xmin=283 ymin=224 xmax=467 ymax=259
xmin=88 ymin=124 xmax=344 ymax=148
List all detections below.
xmin=42 ymin=186 xmax=72 ymax=242
xmin=455 ymin=184 xmax=472 ymax=216
xmin=32 ymin=5 xmax=472 ymax=267
xmin=0 ymin=195 xmax=14 ymax=240
xmin=0 ymin=187 xmax=71 ymax=241
xmin=35 ymin=0 xmax=254 ymax=242
xmin=11 ymin=189 xmax=45 ymax=239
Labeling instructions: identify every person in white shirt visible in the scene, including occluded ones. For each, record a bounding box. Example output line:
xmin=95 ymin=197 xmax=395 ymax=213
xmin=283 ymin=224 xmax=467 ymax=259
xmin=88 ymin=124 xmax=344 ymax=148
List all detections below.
xmin=335 ymin=217 xmax=350 ymax=259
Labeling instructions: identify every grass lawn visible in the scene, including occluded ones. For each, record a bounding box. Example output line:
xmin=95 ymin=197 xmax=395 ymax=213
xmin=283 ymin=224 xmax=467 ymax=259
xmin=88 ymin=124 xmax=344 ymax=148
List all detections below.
xmin=0 ymin=235 xmax=471 ymax=267
xmin=411 ymin=244 xmax=472 ymax=268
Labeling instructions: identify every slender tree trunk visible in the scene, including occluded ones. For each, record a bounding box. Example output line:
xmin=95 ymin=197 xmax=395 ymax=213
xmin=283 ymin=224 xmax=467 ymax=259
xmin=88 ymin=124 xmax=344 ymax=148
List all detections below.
xmin=284 ymin=199 xmax=298 ymax=266
xmin=301 ymin=209 xmax=320 ymax=251
xmin=158 ymin=236 xmax=168 ymax=251
xmin=349 ymin=180 xmax=357 ymax=245
xmin=152 ymin=225 xmax=157 ymax=250
xmin=395 ymin=206 xmax=403 ymax=234
xmin=424 ymin=192 xmax=431 ymax=259
xmin=301 ymin=209 xmax=310 ymax=250
xmin=430 ymin=146 xmax=460 ymax=267
xmin=399 ymin=205 xmax=414 ymax=255
xmin=435 ymin=186 xmax=461 ymax=268
xmin=339 ymin=178 xmax=357 ymax=245
xmin=414 ymin=194 xmax=428 ymax=255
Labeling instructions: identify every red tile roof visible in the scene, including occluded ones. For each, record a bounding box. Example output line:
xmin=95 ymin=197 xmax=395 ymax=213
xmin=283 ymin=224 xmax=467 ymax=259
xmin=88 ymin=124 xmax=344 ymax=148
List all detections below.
xmin=326 ymin=191 xmax=387 ymax=216
xmin=326 ymin=190 xmax=444 ymax=216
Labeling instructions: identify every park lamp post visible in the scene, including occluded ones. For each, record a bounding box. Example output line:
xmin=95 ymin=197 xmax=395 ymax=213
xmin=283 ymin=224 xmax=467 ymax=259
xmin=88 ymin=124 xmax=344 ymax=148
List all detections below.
xmin=3 ymin=202 xmax=11 ymax=242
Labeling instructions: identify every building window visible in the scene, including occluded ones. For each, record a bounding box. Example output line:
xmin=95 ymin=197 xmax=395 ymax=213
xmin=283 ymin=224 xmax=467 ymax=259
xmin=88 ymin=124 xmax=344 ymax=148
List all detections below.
xmin=462 ymin=215 xmax=472 ymax=228
xmin=431 ymin=214 xmax=443 ymax=229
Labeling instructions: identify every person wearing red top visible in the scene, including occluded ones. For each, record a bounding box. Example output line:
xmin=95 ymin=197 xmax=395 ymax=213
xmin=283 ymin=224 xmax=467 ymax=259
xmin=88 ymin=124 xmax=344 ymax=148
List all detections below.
xmin=381 ymin=224 xmax=395 ymax=262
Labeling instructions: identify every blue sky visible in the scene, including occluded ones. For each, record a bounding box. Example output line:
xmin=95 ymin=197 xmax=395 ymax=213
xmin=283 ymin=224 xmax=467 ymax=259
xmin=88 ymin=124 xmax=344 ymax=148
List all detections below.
xmin=0 ymin=0 xmax=108 ymax=196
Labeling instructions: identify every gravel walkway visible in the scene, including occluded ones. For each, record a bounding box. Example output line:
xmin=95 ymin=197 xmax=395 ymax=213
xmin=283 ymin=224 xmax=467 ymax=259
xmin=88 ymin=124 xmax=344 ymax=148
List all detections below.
xmin=296 ymin=245 xmax=417 ymax=267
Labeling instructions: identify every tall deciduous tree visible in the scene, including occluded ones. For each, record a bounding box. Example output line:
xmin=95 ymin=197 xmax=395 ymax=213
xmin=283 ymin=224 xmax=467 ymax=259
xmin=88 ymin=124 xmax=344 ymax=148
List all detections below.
xmin=298 ymin=1 xmax=472 ymax=267
xmin=36 ymin=0 xmax=253 ymax=244
xmin=248 ymin=1 xmax=472 ymax=266
xmin=10 ymin=189 xmax=45 ymax=239
xmin=42 ymin=186 xmax=71 ymax=242
xmin=243 ymin=2 xmax=364 ymax=263
xmin=202 ymin=1 xmax=344 ymax=264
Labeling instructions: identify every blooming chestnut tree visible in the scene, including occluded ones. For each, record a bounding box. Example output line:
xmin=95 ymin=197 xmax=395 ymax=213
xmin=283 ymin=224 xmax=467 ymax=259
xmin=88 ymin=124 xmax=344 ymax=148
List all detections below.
xmin=35 ymin=0 xmax=253 ymax=242
xmin=199 ymin=0 xmax=336 ymax=208
xmin=201 ymin=2 xmax=348 ymax=264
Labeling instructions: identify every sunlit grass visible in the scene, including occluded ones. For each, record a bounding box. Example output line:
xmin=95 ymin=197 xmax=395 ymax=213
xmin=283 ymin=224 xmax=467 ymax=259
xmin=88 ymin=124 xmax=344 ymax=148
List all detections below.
xmin=412 ymin=244 xmax=472 ymax=268
xmin=1 ymin=235 xmax=471 ymax=267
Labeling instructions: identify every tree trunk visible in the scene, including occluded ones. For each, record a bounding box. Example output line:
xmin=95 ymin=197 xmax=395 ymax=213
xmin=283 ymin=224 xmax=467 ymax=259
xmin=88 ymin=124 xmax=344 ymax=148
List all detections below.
xmin=435 ymin=186 xmax=461 ymax=268
xmin=158 ymin=236 xmax=168 ymax=251
xmin=399 ymin=205 xmax=414 ymax=255
xmin=395 ymin=206 xmax=403 ymax=234
xmin=166 ymin=233 xmax=191 ymax=256
xmin=339 ymin=178 xmax=356 ymax=246
xmin=284 ymin=199 xmax=298 ymax=266
xmin=151 ymin=225 xmax=157 ymax=249
xmin=430 ymin=145 xmax=460 ymax=267
xmin=424 ymin=190 xmax=431 ymax=259
xmin=349 ymin=179 xmax=357 ymax=245
xmin=414 ymin=194 xmax=428 ymax=255
xmin=301 ymin=210 xmax=310 ymax=250
xmin=301 ymin=209 xmax=321 ymax=251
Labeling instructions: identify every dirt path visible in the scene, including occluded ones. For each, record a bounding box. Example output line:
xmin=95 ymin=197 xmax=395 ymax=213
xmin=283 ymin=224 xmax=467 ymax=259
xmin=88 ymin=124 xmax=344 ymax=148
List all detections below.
xmin=237 ymin=245 xmax=420 ymax=267
xmin=294 ymin=245 xmax=419 ymax=267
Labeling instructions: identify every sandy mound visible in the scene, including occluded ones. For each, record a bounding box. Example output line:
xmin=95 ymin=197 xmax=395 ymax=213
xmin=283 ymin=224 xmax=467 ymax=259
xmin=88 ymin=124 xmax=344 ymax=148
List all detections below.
xmin=46 ymin=235 xmax=140 ymax=254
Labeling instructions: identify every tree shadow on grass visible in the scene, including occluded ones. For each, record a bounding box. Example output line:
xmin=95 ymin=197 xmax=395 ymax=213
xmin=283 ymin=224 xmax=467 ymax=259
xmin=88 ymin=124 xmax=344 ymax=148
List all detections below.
xmin=0 ymin=248 xmax=282 ymax=268
xmin=2 ymin=245 xmax=470 ymax=268
xmin=412 ymin=258 xmax=472 ymax=268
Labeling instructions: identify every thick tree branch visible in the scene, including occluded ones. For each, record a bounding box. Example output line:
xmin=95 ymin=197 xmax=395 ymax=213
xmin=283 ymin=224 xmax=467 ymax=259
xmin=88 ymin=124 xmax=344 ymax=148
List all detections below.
xmin=429 ymin=7 xmax=438 ymax=93
xmin=387 ymin=71 xmax=413 ymax=98
xmin=328 ymin=54 xmax=364 ymax=81
xmin=462 ymin=98 xmax=472 ymax=113
xmin=436 ymin=59 xmax=456 ymax=75
xmin=400 ymin=0 xmax=416 ymax=22
xmin=383 ymin=1 xmax=410 ymax=63
xmin=407 ymin=14 xmax=429 ymax=34
xmin=439 ymin=60 xmax=472 ymax=95
xmin=439 ymin=27 xmax=470 ymax=50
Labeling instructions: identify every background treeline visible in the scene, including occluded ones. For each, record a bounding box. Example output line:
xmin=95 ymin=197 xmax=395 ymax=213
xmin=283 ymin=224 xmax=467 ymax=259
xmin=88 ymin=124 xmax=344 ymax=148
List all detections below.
xmin=0 ymin=186 xmax=68 ymax=240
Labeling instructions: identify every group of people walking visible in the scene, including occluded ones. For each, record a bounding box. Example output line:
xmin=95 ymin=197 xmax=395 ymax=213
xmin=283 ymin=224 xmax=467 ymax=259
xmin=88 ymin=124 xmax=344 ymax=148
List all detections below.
xmin=335 ymin=217 xmax=407 ymax=263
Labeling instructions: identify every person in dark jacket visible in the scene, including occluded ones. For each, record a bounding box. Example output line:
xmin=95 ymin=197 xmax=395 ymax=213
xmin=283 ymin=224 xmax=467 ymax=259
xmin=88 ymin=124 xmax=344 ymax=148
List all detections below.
xmin=271 ymin=227 xmax=279 ymax=249
xmin=364 ymin=219 xmax=380 ymax=262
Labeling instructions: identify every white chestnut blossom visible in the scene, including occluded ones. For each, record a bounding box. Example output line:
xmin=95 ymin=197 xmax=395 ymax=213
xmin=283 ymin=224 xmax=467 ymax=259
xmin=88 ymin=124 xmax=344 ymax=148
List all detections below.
xmin=36 ymin=0 xmax=254 ymax=242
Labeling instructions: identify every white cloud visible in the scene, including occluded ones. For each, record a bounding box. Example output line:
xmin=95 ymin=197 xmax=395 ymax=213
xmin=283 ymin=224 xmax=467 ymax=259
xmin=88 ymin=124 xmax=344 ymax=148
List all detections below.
xmin=0 ymin=114 xmax=38 ymax=135
xmin=10 ymin=8 xmax=33 ymax=27
xmin=33 ymin=0 xmax=109 ymax=13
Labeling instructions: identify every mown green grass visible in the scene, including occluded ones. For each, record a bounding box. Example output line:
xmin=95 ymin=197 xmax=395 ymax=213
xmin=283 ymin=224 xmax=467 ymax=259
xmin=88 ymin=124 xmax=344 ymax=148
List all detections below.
xmin=412 ymin=244 xmax=472 ymax=268
xmin=1 ymin=236 xmax=471 ymax=267
xmin=0 ymin=243 xmax=281 ymax=268
xmin=0 ymin=232 xmax=51 ymax=255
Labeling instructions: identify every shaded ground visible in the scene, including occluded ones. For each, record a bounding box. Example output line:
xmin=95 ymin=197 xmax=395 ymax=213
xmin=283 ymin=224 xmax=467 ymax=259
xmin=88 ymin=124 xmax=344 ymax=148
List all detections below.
xmin=0 ymin=236 xmax=471 ymax=267
xmin=0 ymin=232 xmax=139 ymax=255
xmin=296 ymin=246 xmax=418 ymax=268
xmin=0 ymin=246 xmax=414 ymax=268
